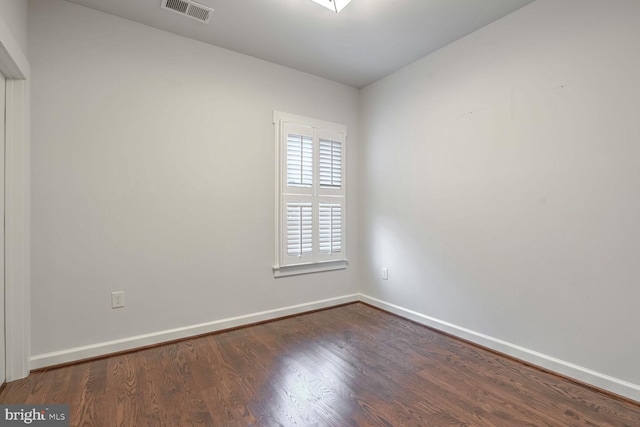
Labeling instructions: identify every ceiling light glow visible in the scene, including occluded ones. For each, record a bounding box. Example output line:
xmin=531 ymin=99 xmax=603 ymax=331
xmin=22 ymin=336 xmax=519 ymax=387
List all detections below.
xmin=310 ymin=0 xmax=352 ymax=13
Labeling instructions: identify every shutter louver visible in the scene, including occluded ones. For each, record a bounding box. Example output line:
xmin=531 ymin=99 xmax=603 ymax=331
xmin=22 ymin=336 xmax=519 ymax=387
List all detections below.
xmin=287 ymin=202 xmax=313 ymax=257
xmin=287 ymin=133 xmax=313 ymax=188
xmin=319 ymin=203 xmax=342 ymax=254
xmin=319 ymin=139 xmax=342 ymax=188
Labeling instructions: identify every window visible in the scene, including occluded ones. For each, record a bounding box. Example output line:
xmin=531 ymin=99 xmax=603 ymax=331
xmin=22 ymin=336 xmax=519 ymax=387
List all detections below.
xmin=273 ymin=112 xmax=347 ymax=277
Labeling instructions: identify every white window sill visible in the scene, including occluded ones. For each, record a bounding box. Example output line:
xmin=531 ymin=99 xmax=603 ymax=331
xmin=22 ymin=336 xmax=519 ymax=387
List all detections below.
xmin=273 ymin=260 xmax=348 ymax=278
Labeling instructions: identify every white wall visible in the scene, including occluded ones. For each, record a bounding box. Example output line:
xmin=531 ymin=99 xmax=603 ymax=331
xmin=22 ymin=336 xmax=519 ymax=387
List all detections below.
xmin=0 ymin=0 xmax=27 ymax=56
xmin=360 ymin=0 xmax=640 ymax=398
xmin=29 ymin=0 xmax=359 ymax=361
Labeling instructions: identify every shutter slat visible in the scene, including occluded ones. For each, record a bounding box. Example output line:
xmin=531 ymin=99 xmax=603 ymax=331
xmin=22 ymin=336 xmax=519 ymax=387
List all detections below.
xmin=286 ymin=201 xmax=313 ymax=257
xmin=319 ymin=138 xmax=342 ymax=189
xmin=287 ymin=133 xmax=313 ymax=188
xmin=319 ymin=202 xmax=343 ymax=254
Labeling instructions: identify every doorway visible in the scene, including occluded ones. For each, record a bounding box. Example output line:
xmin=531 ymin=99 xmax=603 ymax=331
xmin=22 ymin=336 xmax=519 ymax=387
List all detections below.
xmin=0 ymin=71 xmax=5 ymax=384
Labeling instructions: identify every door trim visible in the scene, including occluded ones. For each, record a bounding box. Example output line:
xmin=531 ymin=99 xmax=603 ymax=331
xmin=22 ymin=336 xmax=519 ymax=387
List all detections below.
xmin=0 ymin=14 xmax=30 ymax=381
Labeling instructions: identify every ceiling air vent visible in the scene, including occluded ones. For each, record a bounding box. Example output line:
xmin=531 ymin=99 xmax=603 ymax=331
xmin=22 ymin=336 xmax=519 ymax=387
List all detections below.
xmin=161 ymin=0 xmax=213 ymax=24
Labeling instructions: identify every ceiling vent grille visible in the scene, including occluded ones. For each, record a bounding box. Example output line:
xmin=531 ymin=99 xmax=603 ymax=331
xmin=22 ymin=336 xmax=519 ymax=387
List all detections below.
xmin=161 ymin=0 xmax=213 ymax=24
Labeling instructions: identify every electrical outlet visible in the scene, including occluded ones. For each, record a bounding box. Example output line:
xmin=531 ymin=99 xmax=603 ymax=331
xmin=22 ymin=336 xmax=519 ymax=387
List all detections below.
xmin=111 ymin=291 xmax=124 ymax=309
xmin=382 ymin=267 xmax=389 ymax=280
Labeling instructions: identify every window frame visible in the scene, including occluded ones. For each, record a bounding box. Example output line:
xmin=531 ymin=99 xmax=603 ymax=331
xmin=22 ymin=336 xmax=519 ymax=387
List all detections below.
xmin=273 ymin=111 xmax=348 ymax=277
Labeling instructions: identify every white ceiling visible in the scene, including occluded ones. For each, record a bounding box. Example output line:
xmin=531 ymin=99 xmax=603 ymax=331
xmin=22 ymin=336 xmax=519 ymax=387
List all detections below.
xmin=65 ymin=0 xmax=535 ymax=88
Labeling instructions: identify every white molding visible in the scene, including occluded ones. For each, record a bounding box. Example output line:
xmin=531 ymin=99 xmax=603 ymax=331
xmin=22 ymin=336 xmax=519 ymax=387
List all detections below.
xmin=4 ymin=79 xmax=30 ymax=381
xmin=0 ymin=15 xmax=29 ymax=79
xmin=0 ymin=13 xmax=30 ymax=381
xmin=30 ymin=294 xmax=360 ymax=369
xmin=360 ymin=294 xmax=640 ymax=403
xmin=273 ymin=260 xmax=348 ymax=277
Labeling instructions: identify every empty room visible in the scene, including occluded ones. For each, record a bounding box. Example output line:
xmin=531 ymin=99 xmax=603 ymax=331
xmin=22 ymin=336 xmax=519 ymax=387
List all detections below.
xmin=1 ymin=0 xmax=640 ymax=425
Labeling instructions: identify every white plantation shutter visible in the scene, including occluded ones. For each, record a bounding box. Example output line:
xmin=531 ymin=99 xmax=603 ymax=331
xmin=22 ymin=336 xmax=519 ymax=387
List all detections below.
xmin=286 ymin=201 xmax=313 ymax=257
xmin=287 ymin=133 xmax=313 ymax=188
xmin=319 ymin=139 xmax=342 ymax=189
xmin=319 ymin=202 xmax=343 ymax=255
xmin=275 ymin=112 xmax=347 ymax=274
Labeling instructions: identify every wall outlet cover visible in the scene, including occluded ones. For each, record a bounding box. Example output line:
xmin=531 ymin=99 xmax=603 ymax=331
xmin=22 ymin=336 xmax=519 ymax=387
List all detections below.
xmin=111 ymin=291 xmax=125 ymax=309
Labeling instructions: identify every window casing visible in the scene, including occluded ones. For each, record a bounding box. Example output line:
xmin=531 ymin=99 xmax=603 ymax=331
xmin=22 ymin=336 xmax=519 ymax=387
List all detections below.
xmin=274 ymin=112 xmax=347 ymax=277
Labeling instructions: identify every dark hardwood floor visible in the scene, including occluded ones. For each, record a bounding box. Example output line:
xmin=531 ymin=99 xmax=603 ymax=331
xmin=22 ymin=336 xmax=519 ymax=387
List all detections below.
xmin=1 ymin=303 xmax=639 ymax=426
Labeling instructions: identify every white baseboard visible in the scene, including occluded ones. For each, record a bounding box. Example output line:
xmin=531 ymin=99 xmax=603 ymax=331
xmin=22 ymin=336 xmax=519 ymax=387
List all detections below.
xmin=29 ymin=292 xmax=640 ymax=404
xmin=360 ymin=294 xmax=640 ymax=403
xmin=30 ymin=294 xmax=360 ymax=370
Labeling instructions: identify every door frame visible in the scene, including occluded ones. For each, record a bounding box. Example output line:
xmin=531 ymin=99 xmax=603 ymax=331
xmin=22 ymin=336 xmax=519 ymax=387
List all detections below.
xmin=0 ymin=16 xmax=30 ymax=381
